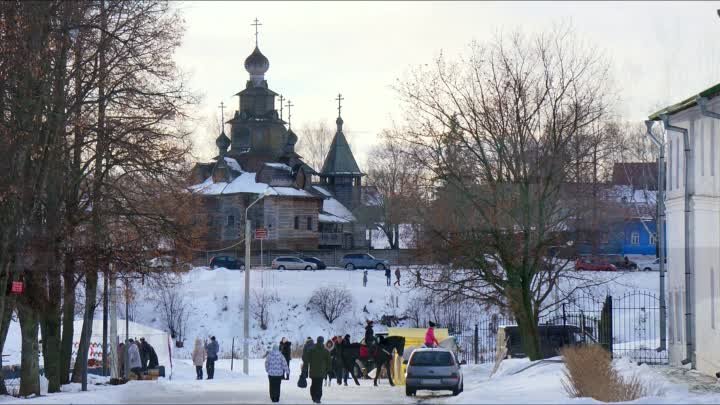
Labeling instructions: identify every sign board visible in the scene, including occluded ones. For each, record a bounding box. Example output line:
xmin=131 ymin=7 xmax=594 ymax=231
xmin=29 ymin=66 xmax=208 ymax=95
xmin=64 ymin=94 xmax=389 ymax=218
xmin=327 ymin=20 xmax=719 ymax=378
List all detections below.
xmin=254 ymin=228 xmax=268 ymax=240
xmin=10 ymin=281 xmax=24 ymax=295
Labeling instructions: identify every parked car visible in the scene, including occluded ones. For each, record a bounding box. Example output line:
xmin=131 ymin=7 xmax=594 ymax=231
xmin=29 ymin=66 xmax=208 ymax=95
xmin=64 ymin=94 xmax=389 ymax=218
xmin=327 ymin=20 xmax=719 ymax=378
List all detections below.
xmin=600 ymin=254 xmax=637 ymax=271
xmin=340 ymin=253 xmax=389 ymax=270
xmin=209 ymin=255 xmax=244 ymax=270
xmin=300 ymin=256 xmax=326 ymax=270
xmin=405 ymin=348 xmax=463 ymax=397
xmin=639 ymin=257 xmax=665 ymax=272
xmin=271 ymin=256 xmax=317 ymax=270
xmin=574 ymin=256 xmax=617 ymax=272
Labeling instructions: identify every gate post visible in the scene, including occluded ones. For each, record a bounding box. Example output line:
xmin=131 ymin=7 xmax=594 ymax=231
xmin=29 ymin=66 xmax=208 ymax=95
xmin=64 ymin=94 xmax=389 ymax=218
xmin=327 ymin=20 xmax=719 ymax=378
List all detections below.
xmin=599 ymin=295 xmax=613 ymax=357
xmin=473 ymin=324 xmax=479 ymax=364
xmin=562 ymin=303 xmax=567 ymax=327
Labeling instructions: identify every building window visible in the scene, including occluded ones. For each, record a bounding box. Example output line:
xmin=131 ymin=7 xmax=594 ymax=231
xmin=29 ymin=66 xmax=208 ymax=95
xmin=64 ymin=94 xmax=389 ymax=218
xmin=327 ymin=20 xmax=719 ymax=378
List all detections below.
xmin=294 ymin=216 xmax=299 ymax=230
xmin=668 ymin=139 xmax=673 ymax=191
xmin=712 ymin=268 xmax=716 ymax=330
xmin=649 ymin=233 xmax=657 ymax=246
xmin=630 ymin=231 xmax=640 ymax=245
xmin=227 ymin=215 xmax=235 ymax=226
xmin=307 ymin=216 xmax=312 ymax=231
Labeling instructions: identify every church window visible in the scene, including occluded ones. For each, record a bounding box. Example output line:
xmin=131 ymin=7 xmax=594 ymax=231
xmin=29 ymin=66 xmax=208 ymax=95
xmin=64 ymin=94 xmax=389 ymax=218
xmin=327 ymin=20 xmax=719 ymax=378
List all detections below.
xmin=227 ymin=215 xmax=235 ymax=227
xmin=630 ymin=231 xmax=640 ymax=245
xmin=294 ymin=216 xmax=299 ymax=230
xmin=307 ymin=216 xmax=313 ymax=231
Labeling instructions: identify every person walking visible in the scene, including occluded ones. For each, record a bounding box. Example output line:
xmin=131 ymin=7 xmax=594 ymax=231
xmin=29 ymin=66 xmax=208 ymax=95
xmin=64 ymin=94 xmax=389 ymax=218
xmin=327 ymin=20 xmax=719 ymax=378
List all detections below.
xmin=191 ymin=338 xmax=206 ymax=380
xmin=425 ymin=321 xmax=440 ymax=348
xmin=394 ymin=268 xmax=401 ymax=286
xmin=362 ymin=270 xmax=368 ymax=287
xmin=385 ymin=267 xmax=391 ymax=286
xmin=303 ymin=336 xmax=331 ymax=404
xmin=205 ymin=336 xmax=219 ymax=379
xmin=280 ymin=337 xmax=292 ymax=379
xmin=127 ymin=338 xmax=143 ymax=380
xmin=300 ymin=337 xmax=314 ymax=379
xmin=265 ymin=344 xmax=290 ymax=403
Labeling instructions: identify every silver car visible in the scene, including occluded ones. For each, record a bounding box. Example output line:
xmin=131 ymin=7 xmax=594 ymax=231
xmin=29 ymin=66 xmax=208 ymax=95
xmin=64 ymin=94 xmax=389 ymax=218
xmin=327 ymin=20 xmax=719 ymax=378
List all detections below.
xmin=405 ymin=348 xmax=464 ymax=397
xmin=271 ymin=256 xmax=317 ymax=270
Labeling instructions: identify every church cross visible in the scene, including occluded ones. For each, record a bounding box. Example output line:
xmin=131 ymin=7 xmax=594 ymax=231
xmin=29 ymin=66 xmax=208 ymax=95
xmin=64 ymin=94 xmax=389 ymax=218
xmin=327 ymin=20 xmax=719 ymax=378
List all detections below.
xmin=218 ymin=101 xmax=225 ymax=130
xmin=286 ymin=100 xmax=294 ymax=128
xmin=335 ymin=93 xmax=344 ymax=117
xmin=251 ymin=18 xmax=262 ymax=46
xmin=278 ymin=94 xmax=285 ymax=120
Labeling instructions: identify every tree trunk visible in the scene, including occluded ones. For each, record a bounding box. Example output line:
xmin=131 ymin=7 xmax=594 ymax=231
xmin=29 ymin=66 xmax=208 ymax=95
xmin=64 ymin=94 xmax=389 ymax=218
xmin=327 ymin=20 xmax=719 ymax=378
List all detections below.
xmin=40 ymin=272 xmax=62 ymax=392
xmin=0 ymin=295 xmax=15 ymax=396
xmin=18 ymin=301 xmax=40 ymax=397
xmin=508 ymin=283 xmax=541 ymax=361
xmin=59 ymin=258 xmax=76 ymax=385
xmin=71 ymin=270 xmax=98 ymax=383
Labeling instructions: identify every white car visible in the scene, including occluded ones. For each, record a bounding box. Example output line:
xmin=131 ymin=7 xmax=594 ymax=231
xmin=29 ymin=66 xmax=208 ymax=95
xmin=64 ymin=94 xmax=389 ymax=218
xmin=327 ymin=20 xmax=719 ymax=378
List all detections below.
xmin=639 ymin=258 xmax=665 ymax=272
xmin=271 ymin=256 xmax=318 ymax=270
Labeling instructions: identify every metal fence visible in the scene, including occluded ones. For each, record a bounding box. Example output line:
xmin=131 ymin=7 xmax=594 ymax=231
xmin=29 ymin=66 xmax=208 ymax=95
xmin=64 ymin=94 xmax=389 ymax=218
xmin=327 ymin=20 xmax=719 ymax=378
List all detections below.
xmin=453 ymin=290 xmax=668 ymax=365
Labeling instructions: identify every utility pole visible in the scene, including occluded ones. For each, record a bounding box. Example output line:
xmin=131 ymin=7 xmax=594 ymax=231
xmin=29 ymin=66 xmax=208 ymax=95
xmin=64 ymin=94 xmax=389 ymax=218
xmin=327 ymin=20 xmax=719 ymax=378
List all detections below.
xmin=102 ymin=269 xmax=108 ymax=376
xmin=645 ymin=120 xmax=667 ymax=351
xmin=243 ymin=191 xmax=270 ymax=374
xmin=109 ymin=269 xmax=118 ymax=379
xmin=125 ymin=277 xmax=130 ymax=379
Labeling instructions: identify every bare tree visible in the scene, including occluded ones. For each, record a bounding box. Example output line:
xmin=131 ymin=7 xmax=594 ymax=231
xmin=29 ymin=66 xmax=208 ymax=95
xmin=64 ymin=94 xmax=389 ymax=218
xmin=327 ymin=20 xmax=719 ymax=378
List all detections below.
xmin=393 ymin=25 xmax=613 ymax=360
xmin=251 ymin=289 xmax=279 ymax=331
xmin=307 ymin=286 xmax=353 ymax=324
xmin=152 ymin=276 xmax=192 ymax=343
xmin=363 ymin=130 xmax=427 ymax=249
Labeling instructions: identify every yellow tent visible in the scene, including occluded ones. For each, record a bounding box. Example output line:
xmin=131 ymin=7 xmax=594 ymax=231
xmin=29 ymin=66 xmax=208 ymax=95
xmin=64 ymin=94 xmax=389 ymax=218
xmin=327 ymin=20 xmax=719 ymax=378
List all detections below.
xmin=387 ymin=327 xmax=451 ymax=386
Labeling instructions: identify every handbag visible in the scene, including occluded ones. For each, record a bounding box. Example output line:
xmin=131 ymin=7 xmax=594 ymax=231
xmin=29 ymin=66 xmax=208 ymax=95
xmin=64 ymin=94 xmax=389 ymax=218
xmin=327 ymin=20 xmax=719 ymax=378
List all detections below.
xmin=297 ymin=374 xmax=307 ymax=388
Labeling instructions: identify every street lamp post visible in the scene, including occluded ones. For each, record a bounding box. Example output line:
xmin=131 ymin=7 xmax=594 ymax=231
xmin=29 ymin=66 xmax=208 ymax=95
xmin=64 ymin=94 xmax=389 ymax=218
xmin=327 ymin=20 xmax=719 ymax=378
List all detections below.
xmin=243 ymin=189 xmax=272 ymax=375
xmin=645 ymin=120 xmax=667 ymax=351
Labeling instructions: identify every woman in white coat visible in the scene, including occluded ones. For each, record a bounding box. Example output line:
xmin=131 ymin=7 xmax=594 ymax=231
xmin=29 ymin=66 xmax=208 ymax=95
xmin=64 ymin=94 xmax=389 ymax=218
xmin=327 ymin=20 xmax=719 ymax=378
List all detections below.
xmin=192 ymin=338 xmax=206 ymax=380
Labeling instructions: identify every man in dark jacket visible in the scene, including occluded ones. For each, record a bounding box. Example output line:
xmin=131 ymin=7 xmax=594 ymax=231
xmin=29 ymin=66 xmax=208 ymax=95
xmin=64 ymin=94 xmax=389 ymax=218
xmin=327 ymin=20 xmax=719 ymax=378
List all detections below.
xmin=303 ymin=336 xmax=331 ymax=404
xmin=300 ymin=337 xmax=314 ymax=379
xmin=364 ymin=321 xmax=375 ymax=347
xmin=384 ymin=267 xmax=391 ymax=286
xmin=280 ymin=337 xmax=292 ymax=379
xmin=147 ymin=342 xmax=159 ymax=369
xmin=139 ymin=338 xmax=150 ymax=371
xmin=205 ymin=336 xmax=219 ymax=379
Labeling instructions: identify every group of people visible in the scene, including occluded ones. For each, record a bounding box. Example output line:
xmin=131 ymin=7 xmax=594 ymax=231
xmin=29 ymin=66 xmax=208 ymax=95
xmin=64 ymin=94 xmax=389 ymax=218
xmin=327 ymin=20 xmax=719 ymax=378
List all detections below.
xmin=191 ymin=336 xmax=220 ymax=380
xmin=117 ymin=337 xmax=159 ymax=380
xmin=262 ymin=320 xmax=440 ymax=403
xmin=362 ymin=268 xmax=402 ymax=287
xmin=264 ymin=334 xmax=351 ymax=403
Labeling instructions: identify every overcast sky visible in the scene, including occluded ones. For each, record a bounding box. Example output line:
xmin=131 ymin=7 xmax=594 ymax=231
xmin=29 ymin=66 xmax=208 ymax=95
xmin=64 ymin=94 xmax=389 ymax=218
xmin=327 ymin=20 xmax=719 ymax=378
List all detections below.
xmin=174 ymin=1 xmax=720 ymax=166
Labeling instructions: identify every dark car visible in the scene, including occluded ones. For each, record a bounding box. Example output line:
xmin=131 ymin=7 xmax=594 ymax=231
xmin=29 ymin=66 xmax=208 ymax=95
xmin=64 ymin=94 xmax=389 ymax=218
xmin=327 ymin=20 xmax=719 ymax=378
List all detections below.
xmin=209 ymin=255 xmax=245 ymax=270
xmin=600 ymin=254 xmax=637 ymax=271
xmin=340 ymin=253 xmax=389 ymax=270
xmin=300 ymin=256 xmax=326 ymax=270
xmin=574 ymin=256 xmax=617 ymax=272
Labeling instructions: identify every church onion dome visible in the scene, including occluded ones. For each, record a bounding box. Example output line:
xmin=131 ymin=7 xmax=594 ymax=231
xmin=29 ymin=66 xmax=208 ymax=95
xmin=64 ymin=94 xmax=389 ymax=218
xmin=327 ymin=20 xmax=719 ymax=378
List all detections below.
xmin=244 ymin=46 xmax=269 ymax=78
xmin=215 ymin=130 xmax=231 ymax=153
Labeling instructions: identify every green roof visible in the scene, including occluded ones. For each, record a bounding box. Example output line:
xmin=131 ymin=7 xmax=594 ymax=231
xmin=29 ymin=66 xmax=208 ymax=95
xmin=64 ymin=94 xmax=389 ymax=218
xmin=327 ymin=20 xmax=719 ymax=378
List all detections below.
xmin=320 ymin=130 xmax=363 ymax=176
xmin=649 ymin=82 xmax=720 ymax=120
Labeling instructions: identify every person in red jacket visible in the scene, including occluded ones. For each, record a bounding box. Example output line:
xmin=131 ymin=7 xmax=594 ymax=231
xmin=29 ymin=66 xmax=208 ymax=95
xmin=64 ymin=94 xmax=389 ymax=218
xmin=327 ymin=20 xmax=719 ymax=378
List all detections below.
xmin=425 ymin=321 xmax=440 ymax=348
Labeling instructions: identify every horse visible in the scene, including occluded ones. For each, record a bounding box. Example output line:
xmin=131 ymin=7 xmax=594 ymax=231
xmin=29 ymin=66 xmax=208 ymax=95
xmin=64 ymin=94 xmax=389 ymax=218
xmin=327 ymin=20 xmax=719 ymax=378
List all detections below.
xmin=337 ymin=336 xmax=405 ymax=387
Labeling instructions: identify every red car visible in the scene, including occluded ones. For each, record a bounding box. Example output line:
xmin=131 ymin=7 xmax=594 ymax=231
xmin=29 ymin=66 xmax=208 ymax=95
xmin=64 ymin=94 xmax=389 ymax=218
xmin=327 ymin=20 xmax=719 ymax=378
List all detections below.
xmin=574 ymin=257 xmax=617 ymax=272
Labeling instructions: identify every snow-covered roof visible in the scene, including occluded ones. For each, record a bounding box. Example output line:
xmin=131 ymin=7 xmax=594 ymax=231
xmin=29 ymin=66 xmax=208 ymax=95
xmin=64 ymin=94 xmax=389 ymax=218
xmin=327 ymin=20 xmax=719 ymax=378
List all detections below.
xmin=312 ymin=186 xmax=333 ymax=197
xmin=320 ymin=197 xmax=356 ymax=223
xmin=189 ymin=172 xmax=270 ymax=195
xmin=224 ymin=157 xmax=243 ymax=173
xmin=319 ymin=213 xmax=349 ymax=223
xmin=609 ymin=185 xmax=657 ymax=205
xmin=272 ymin=187 xmax=314 ymax=197
xmin=265 ymin=162 xmax=292 ymax=172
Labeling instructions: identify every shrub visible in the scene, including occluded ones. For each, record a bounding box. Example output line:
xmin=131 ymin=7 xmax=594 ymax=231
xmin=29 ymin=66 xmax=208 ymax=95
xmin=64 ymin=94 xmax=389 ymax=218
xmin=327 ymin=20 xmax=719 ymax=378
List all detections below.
xmin=308 ymin=286 xmax=353 ymax=324
xmin=561 ymin=345 xmax=647 ymax=402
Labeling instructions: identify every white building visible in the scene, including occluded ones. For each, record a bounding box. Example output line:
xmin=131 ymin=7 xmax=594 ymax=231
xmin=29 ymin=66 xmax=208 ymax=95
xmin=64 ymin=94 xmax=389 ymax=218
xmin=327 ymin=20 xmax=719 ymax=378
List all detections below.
xmin=650 ymin=83 xmax=720 ymax=376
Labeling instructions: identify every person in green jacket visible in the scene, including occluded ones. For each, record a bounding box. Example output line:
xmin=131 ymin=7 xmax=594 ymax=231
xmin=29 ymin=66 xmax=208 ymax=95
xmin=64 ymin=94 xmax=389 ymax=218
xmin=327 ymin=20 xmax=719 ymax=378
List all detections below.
xmin=302 ymin=336 xmax=331 ymax=404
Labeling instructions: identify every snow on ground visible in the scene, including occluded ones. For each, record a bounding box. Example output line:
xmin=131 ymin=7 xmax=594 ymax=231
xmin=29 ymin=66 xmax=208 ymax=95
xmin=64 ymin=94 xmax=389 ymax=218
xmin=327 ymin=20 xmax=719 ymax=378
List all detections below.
xmin=5 ymin=355 xmax=720 ymax=403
